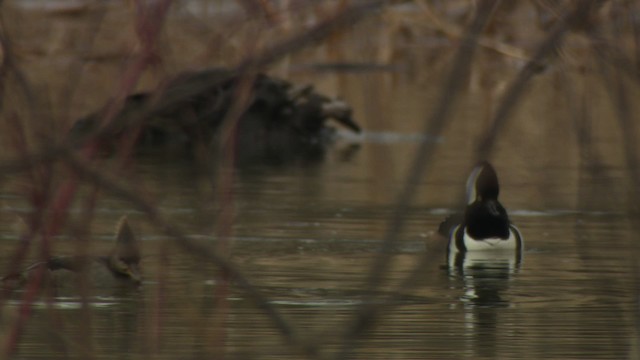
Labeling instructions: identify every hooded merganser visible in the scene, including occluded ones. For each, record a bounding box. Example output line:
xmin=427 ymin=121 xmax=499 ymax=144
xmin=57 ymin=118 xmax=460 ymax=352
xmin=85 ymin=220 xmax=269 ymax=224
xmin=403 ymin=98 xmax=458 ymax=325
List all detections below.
xmin=440 ymin=161 xmax=523 ymax=258
xmin=1 ymin=216 xmax=141 ymax=291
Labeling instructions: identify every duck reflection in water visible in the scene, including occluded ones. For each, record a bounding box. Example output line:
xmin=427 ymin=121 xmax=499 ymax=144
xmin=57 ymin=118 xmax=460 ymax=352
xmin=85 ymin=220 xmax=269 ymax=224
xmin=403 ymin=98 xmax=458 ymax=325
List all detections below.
xmin=70 ymin=68 xmax=362 ymax=166
xmin=1 ymin=216 xmax=141 ymax=297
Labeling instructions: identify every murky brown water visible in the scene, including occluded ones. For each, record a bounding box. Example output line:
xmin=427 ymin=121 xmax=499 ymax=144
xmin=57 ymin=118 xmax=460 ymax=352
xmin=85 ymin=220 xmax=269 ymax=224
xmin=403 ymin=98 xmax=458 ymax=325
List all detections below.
xmin=1 ymin=1 xmax=640 ymax=359
xmin=2 ymin=155 xmax=638 ymax=359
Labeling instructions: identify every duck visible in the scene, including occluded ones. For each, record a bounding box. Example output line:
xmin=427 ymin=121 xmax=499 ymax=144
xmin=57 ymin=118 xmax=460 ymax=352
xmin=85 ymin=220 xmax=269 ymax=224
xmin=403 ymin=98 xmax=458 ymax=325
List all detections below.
xmin=1 ymin=216 xmax=141 ymax=293
xmin=439 ymin=161 xmax=523 ymax=264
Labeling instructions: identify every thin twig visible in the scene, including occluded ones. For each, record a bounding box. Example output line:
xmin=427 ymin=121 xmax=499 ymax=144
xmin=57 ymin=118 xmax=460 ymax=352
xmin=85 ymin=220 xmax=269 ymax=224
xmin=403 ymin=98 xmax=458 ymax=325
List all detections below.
xmin=476 ymin=0 xmax=601 ymax=159
xmin=335 ymin=1 xmax=499 ymax=358
xmin=61 ymin=149 xmax=320 ymax=358
xmin=416 ymin=0 xmax=530 ymax=61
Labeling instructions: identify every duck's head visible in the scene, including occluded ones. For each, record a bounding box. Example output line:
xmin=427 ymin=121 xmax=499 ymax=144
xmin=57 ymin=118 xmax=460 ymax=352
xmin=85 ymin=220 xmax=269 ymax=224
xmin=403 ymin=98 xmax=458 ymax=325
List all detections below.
xmin=108 ymin=216 xmax=142 ymax=285
xmin=464 ymin=161 xmax=511 ymax=239
xmin=466 ymin=161 xmax=500 ymax=204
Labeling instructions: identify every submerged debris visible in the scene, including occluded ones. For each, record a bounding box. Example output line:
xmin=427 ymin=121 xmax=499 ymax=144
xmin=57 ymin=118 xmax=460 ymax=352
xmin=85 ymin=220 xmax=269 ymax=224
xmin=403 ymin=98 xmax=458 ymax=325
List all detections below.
xmin=70 ymin=68 xmax=361 ymax=164
xmin=1 ymin=216 xmax=141 ymax=295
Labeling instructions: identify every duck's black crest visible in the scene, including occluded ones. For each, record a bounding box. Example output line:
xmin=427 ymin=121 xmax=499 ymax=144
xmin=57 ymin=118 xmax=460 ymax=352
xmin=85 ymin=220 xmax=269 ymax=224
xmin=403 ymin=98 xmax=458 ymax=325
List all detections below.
xmin=440 ymin=161 xmax=512 ymax=240
xmin=465 ymin=162 xmax=511 ymax=239
xmin=472 ymin=161 xmax=500 ymax=201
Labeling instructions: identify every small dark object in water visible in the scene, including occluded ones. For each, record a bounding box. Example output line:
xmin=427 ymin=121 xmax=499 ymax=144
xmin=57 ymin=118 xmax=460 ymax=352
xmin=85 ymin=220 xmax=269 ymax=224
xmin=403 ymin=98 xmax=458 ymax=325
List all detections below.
xmin=1 ymin=216 xmax=141 ymax=294
xmin=70 ymin=68 xmax=361 ymax=162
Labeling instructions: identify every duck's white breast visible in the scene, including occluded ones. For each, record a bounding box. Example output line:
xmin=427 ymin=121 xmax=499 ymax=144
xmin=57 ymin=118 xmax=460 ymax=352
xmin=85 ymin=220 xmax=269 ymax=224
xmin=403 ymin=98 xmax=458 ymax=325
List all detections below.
xmin=447 ymin=225 xmax=524 ymax=270
xmin=449 ymin=225 xmax=523 ymax=253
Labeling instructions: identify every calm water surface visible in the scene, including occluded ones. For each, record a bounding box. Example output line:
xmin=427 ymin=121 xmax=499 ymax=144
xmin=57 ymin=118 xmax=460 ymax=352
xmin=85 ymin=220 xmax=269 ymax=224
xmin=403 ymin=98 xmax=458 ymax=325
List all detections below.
xmin=1 ymin=139 xmax=638 ymax=359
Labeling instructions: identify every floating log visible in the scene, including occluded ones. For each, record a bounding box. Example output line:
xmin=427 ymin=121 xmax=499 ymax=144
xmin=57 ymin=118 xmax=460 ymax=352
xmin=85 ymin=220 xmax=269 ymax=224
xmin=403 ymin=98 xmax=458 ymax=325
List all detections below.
xmin=70 ymin=68 xmax=361 ymax=164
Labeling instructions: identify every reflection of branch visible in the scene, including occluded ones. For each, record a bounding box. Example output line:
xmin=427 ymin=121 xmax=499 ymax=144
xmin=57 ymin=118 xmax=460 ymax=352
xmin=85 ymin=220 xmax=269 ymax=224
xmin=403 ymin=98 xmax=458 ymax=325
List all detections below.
xmin=61 ymin=149 xmax=318 ymax=357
